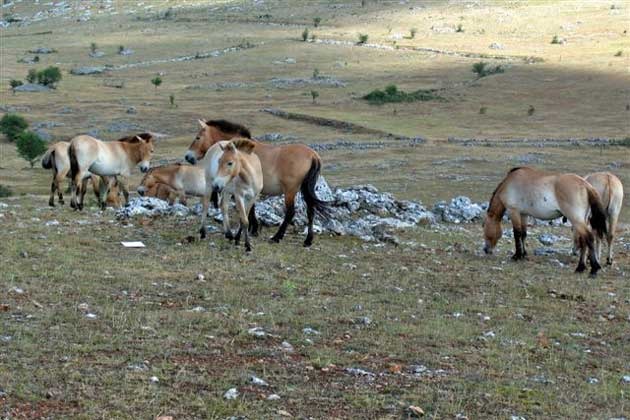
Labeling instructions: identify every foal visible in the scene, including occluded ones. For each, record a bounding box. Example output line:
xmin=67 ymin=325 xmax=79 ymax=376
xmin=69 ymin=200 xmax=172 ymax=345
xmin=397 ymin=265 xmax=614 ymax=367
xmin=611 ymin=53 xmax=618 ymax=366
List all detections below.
xmin=185 ymin=119 xmax=330 ymax=247
xmin=199 ymin=139 xmax=263 ymax=252
xmin=137 ymin=163 xmax=205 ymax=205
xmin=69 ymin=133 xmax=154 ymax=210
xmin=584 ymin=172 xmax=624 ymax=265
xmin=483 ymin=167 xmax=607 ymax=276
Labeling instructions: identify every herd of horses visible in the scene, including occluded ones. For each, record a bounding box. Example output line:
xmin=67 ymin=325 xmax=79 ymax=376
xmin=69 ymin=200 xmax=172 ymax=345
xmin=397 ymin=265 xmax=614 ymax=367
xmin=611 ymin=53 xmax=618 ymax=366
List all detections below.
xmin=40 ymin=119 xmax=624 ymax=275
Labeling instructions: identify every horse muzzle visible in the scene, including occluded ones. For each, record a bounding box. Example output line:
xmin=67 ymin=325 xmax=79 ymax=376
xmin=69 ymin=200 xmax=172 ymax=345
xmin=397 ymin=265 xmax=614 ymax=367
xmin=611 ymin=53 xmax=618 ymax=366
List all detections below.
xmin=139 ymin=164 xmax=150 ymax=173
xmin=212 ymin=184 xmax=222 ymax=194
xmin=483 ymin=245 xmax=493 ymax=255
xmin=137 ymin=186 xmax=146 ymax=196
xmin=185 ymin=152 xmax=197 ymax=165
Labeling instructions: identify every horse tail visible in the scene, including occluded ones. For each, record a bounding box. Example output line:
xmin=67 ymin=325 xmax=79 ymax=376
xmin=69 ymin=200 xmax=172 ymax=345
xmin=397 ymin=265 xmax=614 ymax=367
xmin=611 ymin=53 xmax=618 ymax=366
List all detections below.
xmin=587 ymin=185 xmax=607 ymax=239
xmin=300 ymin=157 xmax=332 ymax=221
xmin=41 ymin=148 xmax=54 ymax=169
xmin=68 ymin=143 xmax=79 ymax=180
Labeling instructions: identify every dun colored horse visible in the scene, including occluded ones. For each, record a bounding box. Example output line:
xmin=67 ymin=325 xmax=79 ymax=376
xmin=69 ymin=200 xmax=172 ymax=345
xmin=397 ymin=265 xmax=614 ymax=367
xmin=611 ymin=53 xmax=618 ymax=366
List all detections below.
xmin=137 ymin=163 xmax=205 ymax=205
xmin=199 ymin=139 xmax=264 ymax=252
xmin=68 ymin=133 xmax=154 ymax=210
xmin=41 ymin=141 xmax=121 ymax=208
xmin=584 ymin=172 xmax=624 ymax=265
xmin=483 ymin=167 xmax=608 ymax=276
xmin=185 ymin=119 xmax=330 ymax=247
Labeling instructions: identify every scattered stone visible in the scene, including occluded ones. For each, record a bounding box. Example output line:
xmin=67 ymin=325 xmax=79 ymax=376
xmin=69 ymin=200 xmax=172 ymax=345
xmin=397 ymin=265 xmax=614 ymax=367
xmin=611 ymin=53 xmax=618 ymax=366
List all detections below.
xmin=587 ymin=377 xmax=599 ymax=384
xmin=258 ymin=133 xmax=295 ymax=142
xmin=345 ymin=367 xmax=375 ymax=378
xmin=223 ymin=387 xmax=239 ymax=400
xmin=267 ymin=394 xmax=281 ymax=400
xmin=281 ymin=341 xmax=294 ymax=352
xmin=432 ymin=196 xmax=483 ymax=223
xmin=14 ymin=83 xmax=51 ymax=92
xmin=538 ymin=233 xmax=561 ymax=246
xmin=196 ymin=273 xmax=205 ymax=281
xmin=272 ymin=57 xmax=296 ymax=64
xmin=408 ymin=405 xmax=425 ymax=417
xmin=9 ymin=287 xmax=24 ymax=294
xmin=106 ymin=121 xmax=141 ymax=132
xmin=621 ymin=375 xmax=630 ymax=384
xmin=149 ymin=376 xmax=159 ymax=383
xmin=127 ymin=362 xmax=149 ymax=371
xmin=70 ymin=66 xmax=109 ymax=75
xmin=534 ymin=248 xmax=559 ymax=256
xmin=126 ymin=106 xmax=137 ymax=114
xmin=355 ymin=316 xmax=372 ymax=325
xmin=34 ymin=129 xmax=52 ymax=142
xmin=85 ymin=313 xmax=97 ymax=320
xmin=29 ymin=47 xmax=56 ymax=54
xmin=89 ymin=51 xmax=105 ymax=58
xmin=248 ymin=327 xmax=267 ymax=338
xmin=270 ymin=76 xmax=346 ymax=88
xmin=489 ymin=42 xmax=504 ymax=49
xmin=118 ymin=48 xmax=134 ymax=56
xmin=189 ymin=306 xmax=206 ymax=313
xmin=303 ymin=327 xmax=320 ymax=335
xmin=249 ymin=375 xmax=268 ymax=387
xmin=45 ymin=220 xmax=60 ymax=226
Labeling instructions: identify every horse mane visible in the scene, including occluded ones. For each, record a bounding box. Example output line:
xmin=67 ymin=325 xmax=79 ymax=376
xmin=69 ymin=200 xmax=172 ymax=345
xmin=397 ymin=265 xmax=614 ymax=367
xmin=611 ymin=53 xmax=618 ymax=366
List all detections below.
xmin=487 ymin=167 xmax=522 ymax=217
xmin=116 ymin=132 xmax=153 ymax=143
xmin=206 ymin=119 xmax=252 ymax=139
xmin=231 ymin=138 xmax=256 ymax=153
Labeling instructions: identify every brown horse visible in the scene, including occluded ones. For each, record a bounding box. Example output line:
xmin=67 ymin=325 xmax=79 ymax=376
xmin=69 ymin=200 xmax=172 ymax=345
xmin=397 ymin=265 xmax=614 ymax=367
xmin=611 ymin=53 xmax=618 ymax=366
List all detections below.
xmin=483 ymin=167 xmax=607 ymax=276
xmin=584 ymin=172 xmax=624 ymax=265
xmin=137 ymin=163 xmax=206 ymax=205
xmin=199 ymin=139 xmax=264 ymax=252
xmin=69 ymin=133 xmax=154 ymax=210
xmin=185 ymin=119 xmax=330 ymax=246
xmin=41 ymin=141 xmax=121 ymax=208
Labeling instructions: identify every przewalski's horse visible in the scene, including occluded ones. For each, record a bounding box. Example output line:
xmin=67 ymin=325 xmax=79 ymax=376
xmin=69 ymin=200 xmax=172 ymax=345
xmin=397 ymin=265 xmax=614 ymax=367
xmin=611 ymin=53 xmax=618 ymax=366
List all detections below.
xmin=41 ymin=141 xmax=121 ymax=208
xmin=584 ymin=172 xmax=624 ymax=265
xmin=483 ymin=167 xmax=608 ymax=276
xmin=199 ymin=139 xmax=263 ymax=252
xmin=185 ymin=119 xmax=331 ymax=247
xmin=68 ymin=133 xmax=154 ymax=210
xmin=137 ymin=163 xmax=206 ymax=206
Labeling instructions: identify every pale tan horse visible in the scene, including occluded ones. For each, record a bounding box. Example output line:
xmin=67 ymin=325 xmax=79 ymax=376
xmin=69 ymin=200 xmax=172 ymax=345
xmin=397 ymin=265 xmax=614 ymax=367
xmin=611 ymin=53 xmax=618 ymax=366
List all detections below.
xmin=185 ymin=119 xmax=330 ymax=247
xmin=199 ymin=139 xmax=263 ymax=252
xmin=483 ymin=167 xmax=607 ymax=276
xmin=137 ymin=163 xmax=206 ymax=206
xmin=584 ymin=172 xmax=624 ymax=265
xmin=68 ymin=133 xmax=154 ymax=210
xmin=41 ymin=141 xmax=121 ymax=208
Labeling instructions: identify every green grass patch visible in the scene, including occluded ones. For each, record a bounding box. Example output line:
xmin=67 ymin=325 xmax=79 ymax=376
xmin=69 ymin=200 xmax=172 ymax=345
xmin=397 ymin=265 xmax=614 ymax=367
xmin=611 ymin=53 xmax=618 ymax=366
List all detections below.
xmin=362 ymin=84 xmax=443 ymax=105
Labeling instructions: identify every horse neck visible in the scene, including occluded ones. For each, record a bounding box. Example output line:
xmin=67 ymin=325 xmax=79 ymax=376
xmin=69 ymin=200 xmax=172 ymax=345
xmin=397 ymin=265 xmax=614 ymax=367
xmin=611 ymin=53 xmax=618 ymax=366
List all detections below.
xmin=119 ymin=141 xmax=143 ymax=166
xmin=487 ymin=192 xmax=506 ymax=220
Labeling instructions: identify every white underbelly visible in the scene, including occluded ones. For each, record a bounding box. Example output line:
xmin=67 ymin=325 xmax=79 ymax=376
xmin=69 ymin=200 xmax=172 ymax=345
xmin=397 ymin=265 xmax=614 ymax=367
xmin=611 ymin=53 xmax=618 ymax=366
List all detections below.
xmin=507 ymin=190 xmax=563 ymax=220
xmin=89 ymin=161 xmax=121 ymax=176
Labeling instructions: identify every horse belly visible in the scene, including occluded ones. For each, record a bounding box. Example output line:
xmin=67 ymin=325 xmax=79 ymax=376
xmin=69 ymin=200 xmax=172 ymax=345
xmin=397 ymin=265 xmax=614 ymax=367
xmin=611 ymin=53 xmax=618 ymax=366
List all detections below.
xmin=517 ymin=194 xmax=562 ymax=220
xmin=89 ymin=160 xmax=120 ymax=177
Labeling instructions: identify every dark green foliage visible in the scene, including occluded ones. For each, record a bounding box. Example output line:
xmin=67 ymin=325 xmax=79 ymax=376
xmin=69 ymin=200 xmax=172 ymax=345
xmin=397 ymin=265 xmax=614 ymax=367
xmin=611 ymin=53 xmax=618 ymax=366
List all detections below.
xmin=527 ymin=105 xmax=535 ymax=116
xmin=357 ymin=33 xmax=368 ymax=44
xmin=36 ymin=66 xmax=62 ymax=87
xmin=410 ymin=28 xmax=417 ymax=38
xmin=151 ymin=76 xmax=162 ymax=89
xmin=119 ymin=45 xmax=125 ymax=54
xmin=169 ymin=94 xmax=176 ymax=107
xmin=611 ymin=137 xmax=630 ymax=147
xmin=310 ymin=90 xmax=319 ymax=104
xmin=10 ymin=79 xmax=23 ymax=93
xmin=479 ymin=106 xmax=487 ymax=115
xmin=90 ymin=42 xmax=98 ymax=53
xmin=302 ymin=28 xmax=309 ymax=41
xmin=0 ymin=113 xmax=28 ymax=142
xmin=313 ymin=17 xmax=321 ymax=27
xmin=614 ymin=50 xmax=622 ymax=57
xmin=0 ymin=184 xmax=12 ymax=198
xmin=551 ymin=35 xmax=561 ymax=44
xmin=472 ymin=61 xmax=505 ymax=78
xmin=16 ymin=131 xmax=47 ymax=167
xmin=312 ymin=68 xmax=320 ymax=79
xmin=456 ymin=24 xmax=464 ymax=33
xmin=363 ymin=84 xmax=443 ymax=105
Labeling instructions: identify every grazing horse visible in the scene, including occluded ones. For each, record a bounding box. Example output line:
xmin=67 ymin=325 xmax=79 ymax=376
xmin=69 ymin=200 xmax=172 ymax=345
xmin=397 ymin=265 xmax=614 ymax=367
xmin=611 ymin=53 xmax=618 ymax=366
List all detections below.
xmin=483 ymin=167 xmax=607 ymax=276
xmin=137 ymin=163 xmax=206 ymax=205
xmin=68 ymin=133 xmax=154 ymax=210
xmin=199 ymin=139 xmax=263 ymax=252
xmin=584 ymin=172 xmax=624 ymax=265
xmin=41 ymin=141 xmax=121 ymax=208
xmin=185 ymin=119 xmax=330 ymax=247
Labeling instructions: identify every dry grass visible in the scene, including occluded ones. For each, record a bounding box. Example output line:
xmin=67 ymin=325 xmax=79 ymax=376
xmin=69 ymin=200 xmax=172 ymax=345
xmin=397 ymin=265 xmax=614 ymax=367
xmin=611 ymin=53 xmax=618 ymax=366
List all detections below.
xmin=1 ymin=0 xmax=629 ymax=418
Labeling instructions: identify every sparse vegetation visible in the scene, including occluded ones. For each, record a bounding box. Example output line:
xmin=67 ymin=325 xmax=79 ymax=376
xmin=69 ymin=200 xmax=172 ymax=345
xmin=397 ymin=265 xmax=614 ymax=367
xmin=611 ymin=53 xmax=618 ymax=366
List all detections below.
xmin=302 ymin=27 xmax=309 ymax=41
xmin=472 ymin=61 xmax=505 ymax=78
xmin=357 ymin=33 xmax=369 ymax=44
xmin=169 ymin=94 xmax=176 ymax=108
xmin=16 ymin=131 xmax=47 ymax=167
xmin=410 ymin=27 xmax=417 ymax=38
xmin=551 ymin=35 xmax=562 ymax=44
xmin=33 ymin=55 xmax=40 ymax=63
xmin=614 ymin=50 xmax=622 ymax=56
xmin=36 ymin=66 xmax=62 ymax=88
xmin=0 ymin=113 xmax=28 ymax=142
xmin=151 ymin=76 xmax=162 ymax=89
xmin=312 ymin=68 xmax=320 ymax=79
xmin=456 ymin=24 xmax=464 ymax=32
xmin=313 ymin=17 xmax=321 ymax=27
xmin=310 ymin=90 xmax=319 ymax=104
xmin=26 ymin=69 xmax=37 ymax=83
xmin=90 ymin=42 xmax=98 ymax=54
xmin=363 ymin=84 xmax=443 ymax=105
xmin=528 ymin=105 xmax=536 ymax=116
xmin=0 ymin=184 xmax=12 ymax=198
xmin=479 ymin=106 xmax=487 ymax=115
xmin=611 ymin=136 xmax=630 ymax=146
xmin=10 ymin=79 xmax=23 ymax=94
xmin=118 ymin=45 xmax=125 ymax=54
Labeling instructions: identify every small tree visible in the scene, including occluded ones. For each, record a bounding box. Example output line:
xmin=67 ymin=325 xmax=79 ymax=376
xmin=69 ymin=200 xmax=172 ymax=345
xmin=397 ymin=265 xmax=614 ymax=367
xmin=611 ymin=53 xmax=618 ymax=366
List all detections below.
xmin=456 ymin=24 xmax=464 ymax=33
xmin=0 ymin=113 xmax=28 ymax=142
xmin=151 ymin=76 xmax=162 ymax=89
xmin=410 ymin=27 xmax=417 ymax=38
xmin=10 ymin=79 xmax=23 ymax=94
xmin=37 ymin=66 xmax=62 ymax=88
xmin=313 ymin=17 xmax=321 ymax=27
xmin=357 ymin=33 xmax=368 ymax=44
xmin=90 ymin=42 xmax=98 ymax=54
xmin=16 ymin=131 xmax=47 ymax=167
xmin=527 ymin=105 xmax=535 ymax=116
xmin=312 ymin=68 xmax=320 ymax=79
xmin=33 ymin=55 xmax=40 ymax=63
xmin=302 ymin=27 xmax=309 ymax=41
xmin=169 ymin=94 xmax=176 ymax=108
xmin=310 ymin=90 xmax=319 ymax=104
xmin=118 ymin=45 xmax=125 ymax=54
xmin=26 ymin=68 xmax=38 ymax=83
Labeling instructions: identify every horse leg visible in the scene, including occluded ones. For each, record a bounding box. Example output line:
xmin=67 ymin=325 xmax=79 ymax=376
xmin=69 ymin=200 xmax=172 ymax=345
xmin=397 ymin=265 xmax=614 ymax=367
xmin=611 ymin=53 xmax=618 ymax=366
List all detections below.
xmin=57 ymin=174 xmax=65 ymax=205
xmin=248 ymin=203 xmax=259 ymax=237
xmin=271 ymin=191 xmax=296 ymax=243
xmin=199 ymin=194 xmax=209 ymax=239
xmin=573 ymin=225 xmax=588 ymax=273
xmin=70 ymin=172 xmax=80 ymax=209
xmin=304 ymin=198 xmax=315 ymax=247
xmin=235 ymin=195 xmax=252 ymax=252
xmin=49 ymin=177 xmax=57 ymax=207
xmin=119 ymin=177 xmax=130 ymax=206
xmin=606 ymin=214 xmax=617 ymax=265
xmin=221 ymin=191 xmax=234 ymax=240
xmin=98 ymin=176 xmax=112 ymax=211
xmin=519 ymin=214 xmax=528 ymax=257
xmin=79 ymin=177 xmax=89 ymax=210
xmin=509 ymin=210 xmax=524 ymax=261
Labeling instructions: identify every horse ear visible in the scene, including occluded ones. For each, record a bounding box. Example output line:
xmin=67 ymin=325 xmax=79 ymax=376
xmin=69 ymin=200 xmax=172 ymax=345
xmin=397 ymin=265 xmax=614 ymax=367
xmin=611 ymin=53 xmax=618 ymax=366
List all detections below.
xmin=233 ymin=138 xmax=255 ymax=154
xmin=198 ymin=119 xmax=207 ymax=128
xmin=228 ymin=142 xmax=237 ymax=152
xmin=135 ymin=135 xmax=146 ymax=143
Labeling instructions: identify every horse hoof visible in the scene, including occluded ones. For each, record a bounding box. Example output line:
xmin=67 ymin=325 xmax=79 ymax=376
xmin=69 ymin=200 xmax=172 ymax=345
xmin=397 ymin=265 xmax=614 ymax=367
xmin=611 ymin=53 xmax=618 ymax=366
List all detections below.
xmin=269 ymin=237 xmax=281 ymax=244
xmin=245 ymin=245 xmax=252 ymax=253
xmin=49 ymin=201 xmax=55 ymax=207
xmin=303 ymin=239 xmax=313 ymax=247
xmin=59 ymin=200 xmax=64 ymax=205
xmin=511 ymin=254 xmax=523 ymax=261
xmin=199 ymin=229 xmax=206 ymax=240
xmin=606 ymin=258 xmax=613 ymax=266
xmin=575 ymin=263 xmax=586 ymax=273
xmin=225 ymin=231 xmax=234 ymax=241
xmin=589 ymin=271 xmax=599 ymax=278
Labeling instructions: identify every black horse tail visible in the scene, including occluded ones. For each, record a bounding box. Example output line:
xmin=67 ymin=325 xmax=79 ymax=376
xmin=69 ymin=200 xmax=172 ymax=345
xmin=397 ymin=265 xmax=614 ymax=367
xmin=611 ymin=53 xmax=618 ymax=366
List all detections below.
xmin=41 ymin=148 xmax=54 ymax=169
xmin=300 ymin=158 xmax=332 ymax=220
xmin=68 ymin=143 xmax=79 ymax=180
xmin=587 ymin=186 xmax=607 ymax=239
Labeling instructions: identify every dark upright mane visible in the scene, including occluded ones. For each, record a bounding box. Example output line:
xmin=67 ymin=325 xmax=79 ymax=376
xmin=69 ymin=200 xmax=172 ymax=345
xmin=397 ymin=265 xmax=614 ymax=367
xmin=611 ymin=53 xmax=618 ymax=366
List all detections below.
xmin=488 ymin=167 xmax=521 ymax=217
xmin=206 ymin=119 xmax=252 ymax=139
xmin=117 ymin=132 xmax=153 ymax=143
